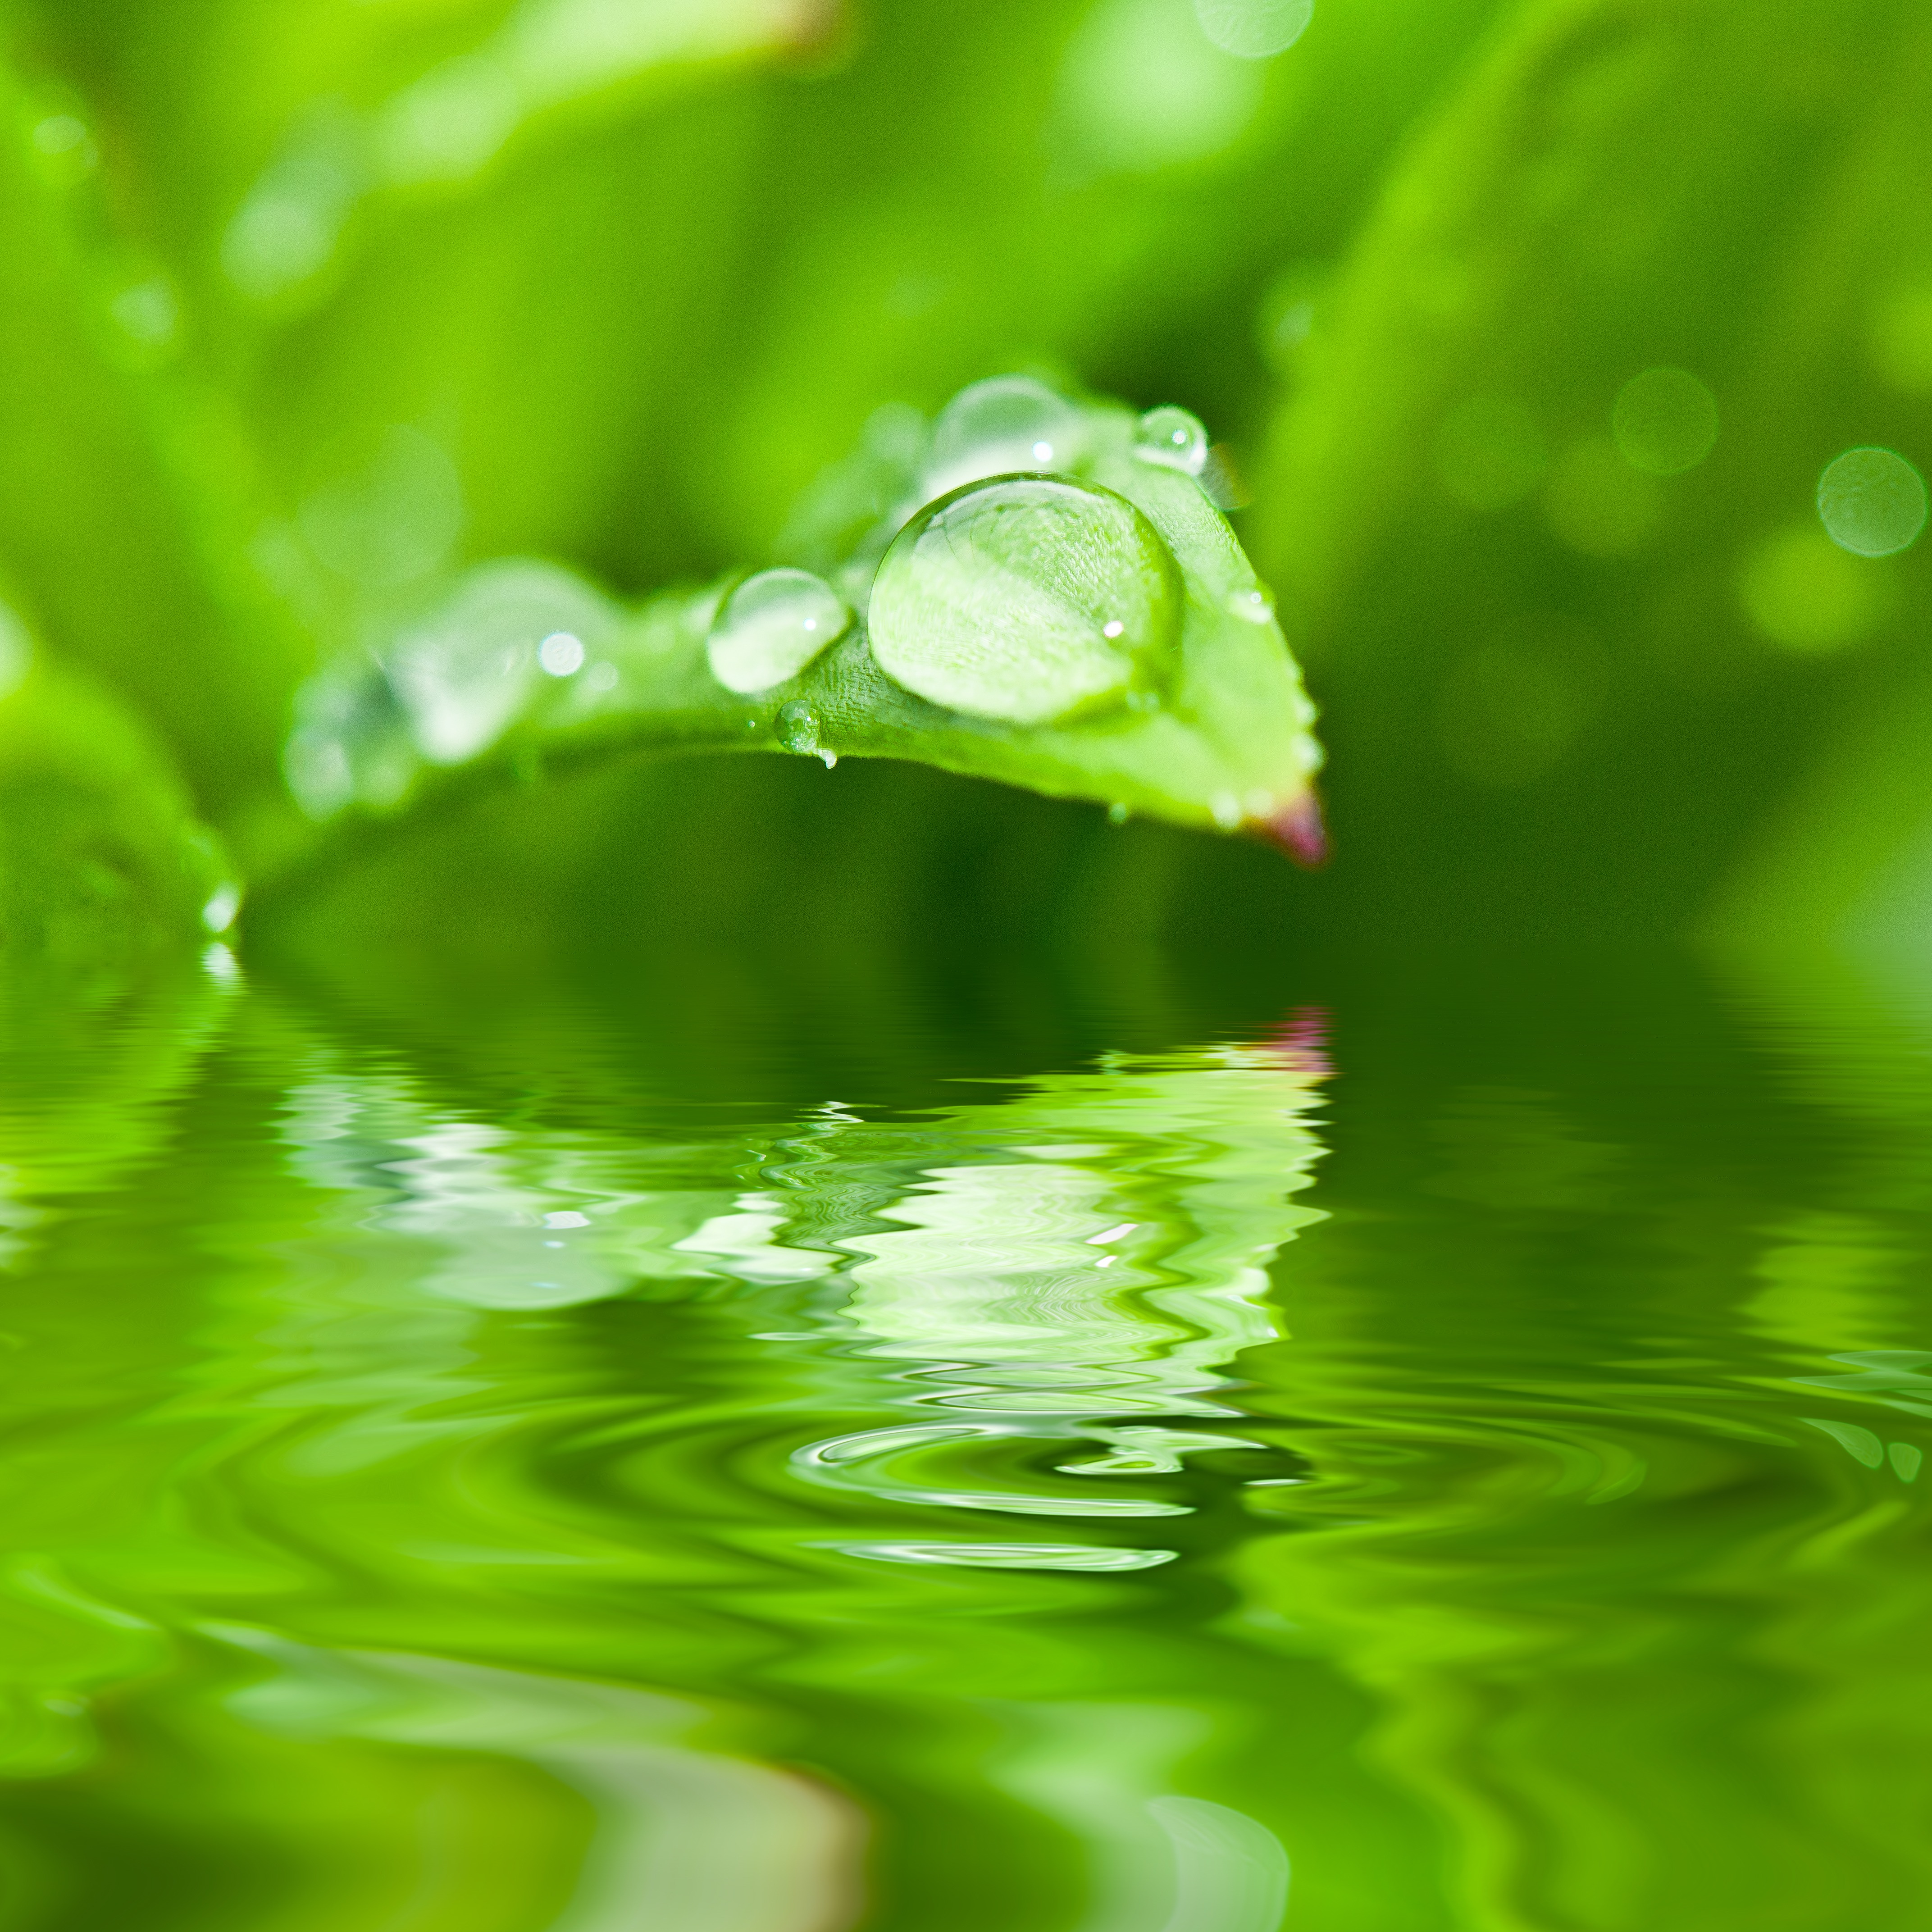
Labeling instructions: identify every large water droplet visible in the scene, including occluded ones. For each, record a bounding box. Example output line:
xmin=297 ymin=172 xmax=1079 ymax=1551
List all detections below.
xmin=1134 ymin=405 xmax=1210 ymax=477
xmin=706 ymin=569 xmax=851 ymax=695
xmin=925 ymin=376 xmax=1082 ymax=499
xmin=869 ymin=475 xmax=1180 ymax=725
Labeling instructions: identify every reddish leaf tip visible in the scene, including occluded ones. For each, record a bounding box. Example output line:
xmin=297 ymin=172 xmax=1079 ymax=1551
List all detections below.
xmin=1253 ymin=791 xmax=1329 ymax=869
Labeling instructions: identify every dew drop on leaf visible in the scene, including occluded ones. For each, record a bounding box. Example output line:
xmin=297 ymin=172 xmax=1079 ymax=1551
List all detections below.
xmin=924 ymin=376 xmax=1082 ymax=498
xmin=706 ymin=569 xmax=852 ymax=695
xmin=776 ymin=699 xmax=822 ymax=756
xmin=1134 ymin=405 xmax=1211 ymax=477
xmin=869 ymin=475 xmax=1180 ymax=725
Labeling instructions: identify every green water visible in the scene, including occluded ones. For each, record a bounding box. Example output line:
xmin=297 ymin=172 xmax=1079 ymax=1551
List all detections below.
xmin=2 ymin=937 xmax=1930 ymax=1932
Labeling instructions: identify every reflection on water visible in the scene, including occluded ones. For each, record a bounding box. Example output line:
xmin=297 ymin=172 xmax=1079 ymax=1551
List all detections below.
xmin=2 ymin=965 xmax=1932 ymax=1926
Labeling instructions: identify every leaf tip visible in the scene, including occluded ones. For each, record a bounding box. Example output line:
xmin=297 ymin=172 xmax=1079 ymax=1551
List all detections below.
xmin=1252 ymin=790 xmax=1329 ymax=869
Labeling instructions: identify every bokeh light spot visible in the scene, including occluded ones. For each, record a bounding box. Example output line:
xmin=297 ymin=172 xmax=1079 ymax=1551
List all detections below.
xmin=1192 ymin=0 xmax=1313 ymax=59
xmin=0 ymin=606 xmax=33 ymax=705
xmin=1438 ymin=612 xmax=1606 ymax=788
xmin=1545 ymin=438 xmax=1660 ymax=556
xmin=1868 ymin=285 xmax=1932 ymax=394
xmin=538 ymin=632 xmax=585 ymax=677
xmin=1737 ymin=526 xmax=1896 ymax=652
xmin=1061 ymin=0 xmax=1263 ymax=173
xmin=1433 ymin=396 xmax=1545 ymax=511
xmin=1612 ymin=368 xmax=1718 ymax=474
xmin=1817 ymin=447 xmax=1927 ymax=557
xmin=298 ymin=425 xmax=463 ymax=586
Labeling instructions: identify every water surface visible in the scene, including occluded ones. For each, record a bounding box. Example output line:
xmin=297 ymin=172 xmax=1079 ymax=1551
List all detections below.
xmin=0 ymin=946 xmax=1926 ymax=1931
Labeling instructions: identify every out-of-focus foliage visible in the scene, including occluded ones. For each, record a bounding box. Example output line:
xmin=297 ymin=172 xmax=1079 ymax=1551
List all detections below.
xmin=0 ymin=0 xmax=1928 ymax=999
xmin=0 ymin=0 xmax=1506 ymax=960
xmin=0 ymin=608 xmax=234 ymax=963
xmin=1252 ymin=0 xmax=1932 ymax=984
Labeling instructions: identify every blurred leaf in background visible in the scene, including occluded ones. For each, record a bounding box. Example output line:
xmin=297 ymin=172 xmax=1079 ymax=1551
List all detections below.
xmin=1 ymin=0 xmax=1931 ymax=1025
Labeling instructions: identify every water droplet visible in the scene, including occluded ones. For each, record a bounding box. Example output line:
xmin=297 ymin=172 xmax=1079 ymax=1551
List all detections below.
xmin=1818 ymin=447 xmax=1928 ymax=557
xmin=1612 ymin=368 xmax=1719 ymax=474
xmin=819 ymin=749 xmax=838 ymax=769
xmin=776 ymin=699 xmax=823 ymax=756
xmin=870 ymin=475 xmax=1180 ymax=725
xmin=388 ymin=560 xmax=612 ymax=764
xmin=706 ymin=569 xmax=851 ymax=695
xmin=1108 ymin=802 xmax=1130 ymax=825
xmin=201 ymin=884 xmax=242 ymax=934
xmin=925 ymin=376 xmax=1082 ymax=498
xmin=1134 ymin=405 xmax=1210 ymax=476
xmin=1228 ymin=586 xmax=1275 ymax=623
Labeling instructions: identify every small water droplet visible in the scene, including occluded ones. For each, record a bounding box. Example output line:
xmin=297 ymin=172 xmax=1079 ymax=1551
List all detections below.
xmin=925 ymin=375 xmax=1082 ymax=498
xmin=1107 ymin=801 xmax=1130 ymax=825
xmin=819 ymin=749 xmax=838 ymax=769
xmin=1134 ymin=405 xmax=1210 ymax=477
xmin=777 ymin=699 xmax=823 ymax=755
xmin=706 ymin=569 xmax=851 ymax=694
xmin=870 ymin=475 xmax=1181 ymax=725
xmin=1228 ymin=586 xmax=1276 ymax=623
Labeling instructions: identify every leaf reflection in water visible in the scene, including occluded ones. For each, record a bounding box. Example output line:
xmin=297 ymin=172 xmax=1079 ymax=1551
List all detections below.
xmin=0 ymin=978 xmax=1335 ymax=1928
xmin=783 ymin=1043 xmax=1329 ymax=1563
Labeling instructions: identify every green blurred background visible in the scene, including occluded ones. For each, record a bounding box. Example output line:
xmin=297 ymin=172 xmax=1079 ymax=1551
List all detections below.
xmin=2 ymin=0 xmax=1930 ymax=1033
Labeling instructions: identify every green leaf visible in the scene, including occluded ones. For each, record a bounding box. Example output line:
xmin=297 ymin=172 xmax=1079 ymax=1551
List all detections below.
xmin=0 ymin=612 xmax=239 ymax=962
xmin=280 ymin=377 xmax=1326 ymax=868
